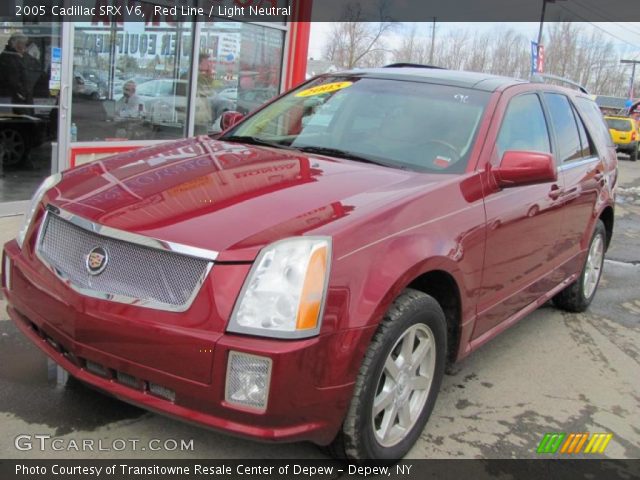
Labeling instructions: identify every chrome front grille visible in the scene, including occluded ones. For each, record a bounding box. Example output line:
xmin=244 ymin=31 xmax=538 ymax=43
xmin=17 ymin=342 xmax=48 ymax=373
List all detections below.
xmin=36 ymin=211 xmax=213 ymax=311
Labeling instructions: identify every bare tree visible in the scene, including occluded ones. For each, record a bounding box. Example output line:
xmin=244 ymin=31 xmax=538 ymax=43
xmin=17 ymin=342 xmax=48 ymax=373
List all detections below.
xmin=544 ymin=22 xmax=628 ymax=96
xmin=393 ymin=24 xmax=428 ymax=64
xmin=465 ymin=31 xmax=492 ymax=73
xmin=325 ymin=21 xmax=633 ymax=96
xmin=322 ymin=1 xmax=396 ymax=69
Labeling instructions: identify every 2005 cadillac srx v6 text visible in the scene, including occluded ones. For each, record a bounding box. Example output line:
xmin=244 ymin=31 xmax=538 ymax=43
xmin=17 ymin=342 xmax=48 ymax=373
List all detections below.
xmin=2 ymin=67 xmax=617 ymax=459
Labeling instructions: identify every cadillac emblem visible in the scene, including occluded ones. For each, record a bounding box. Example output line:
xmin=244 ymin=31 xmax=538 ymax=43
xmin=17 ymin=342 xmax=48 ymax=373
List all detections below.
xmin=86 ymin=246 xmax=108 ymax=275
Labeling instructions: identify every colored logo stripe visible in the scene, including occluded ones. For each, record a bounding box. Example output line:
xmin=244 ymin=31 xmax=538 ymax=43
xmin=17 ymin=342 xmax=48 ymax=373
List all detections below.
xmin=537 ymin=432 xmax=613 ymax=454
xmin=560 ymin=433 xmax=589 ymax=454
xmin=584 ymin=433 xmax=613 ymax=454
xmin=537 ymin=433 xmax=566 ymax=454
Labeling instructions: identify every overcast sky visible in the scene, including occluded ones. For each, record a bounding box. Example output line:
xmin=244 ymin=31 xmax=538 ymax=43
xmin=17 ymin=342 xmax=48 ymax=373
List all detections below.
xmin=308 ymin=22 xmax=640 ymax=61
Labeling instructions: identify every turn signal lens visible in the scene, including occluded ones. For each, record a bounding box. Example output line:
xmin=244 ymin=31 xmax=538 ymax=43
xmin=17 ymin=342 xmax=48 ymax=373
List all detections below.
xmin=296 ymin=246 xmax=328 ymax=331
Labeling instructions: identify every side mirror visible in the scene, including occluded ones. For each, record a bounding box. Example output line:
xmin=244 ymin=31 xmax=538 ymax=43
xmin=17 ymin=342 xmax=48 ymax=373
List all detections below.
xmin=493 ymin=151 xmax=557 ymax=188
xmin=220 ymin=111 xmax=244 ymax=130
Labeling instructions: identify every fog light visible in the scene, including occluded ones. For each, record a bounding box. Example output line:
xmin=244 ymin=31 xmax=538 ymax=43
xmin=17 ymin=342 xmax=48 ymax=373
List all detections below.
xmin=3 ymin=256 xmax=11 ymax=291
xmin=225 ymin=351 xmax=272 ymax=411
xmin=116 ymin=371 xmax=139 ymax=389
xmin=85 ymin=360 xmax=108 ymax=377
xmin=148 ymin=382 xmax=176 ymax=402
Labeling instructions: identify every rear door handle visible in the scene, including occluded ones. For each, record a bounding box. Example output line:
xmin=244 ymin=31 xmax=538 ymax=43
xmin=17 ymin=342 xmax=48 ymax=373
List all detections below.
xmin=594 ymin=170 xmax=604 ymax=182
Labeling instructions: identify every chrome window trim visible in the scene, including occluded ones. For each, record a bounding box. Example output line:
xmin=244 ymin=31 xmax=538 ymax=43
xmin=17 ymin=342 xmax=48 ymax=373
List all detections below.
xmin=3 ymin=256 xmax=11 ymax=291
xmin=557 ymin=156 xmax=600 ymax=172
xmin=35 ymin=208 xmax=215 ymax=312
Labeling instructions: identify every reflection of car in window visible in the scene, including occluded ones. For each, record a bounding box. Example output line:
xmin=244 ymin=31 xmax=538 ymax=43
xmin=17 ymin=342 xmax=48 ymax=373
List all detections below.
xmin=72 ymin=74 xmax=103 ymax=100
xmin=135 ymin=79 xmax=234 ymax=129
xmin=217 ymin=87 xmax=237 ymax=101
xmin=236 ymin=87 xmax=278 ymax=114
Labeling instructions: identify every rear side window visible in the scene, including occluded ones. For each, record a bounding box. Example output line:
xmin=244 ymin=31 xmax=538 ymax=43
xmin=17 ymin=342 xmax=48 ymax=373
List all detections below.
xmin=573 ymin=105 xmax=596 ymax=158
xmin=605 ymin=118 xmax=633 ymax=131
xmin=543 ymin=93 xmax=582 ymax=163
xmin=574 ymin=97 xmax=615 ymax=149
xmin=496 ymin=94 xmax=551 ymax=160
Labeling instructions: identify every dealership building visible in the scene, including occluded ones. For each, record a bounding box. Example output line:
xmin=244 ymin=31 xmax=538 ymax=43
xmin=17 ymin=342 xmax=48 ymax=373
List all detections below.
xmin=0 ymin=1 xmax=311 ymax=215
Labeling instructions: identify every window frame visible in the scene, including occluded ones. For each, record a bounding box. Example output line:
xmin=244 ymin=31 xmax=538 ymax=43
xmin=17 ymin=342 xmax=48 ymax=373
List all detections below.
xmin=573 ymin=96 xmax=616 ymax=151
xmin=495 ymin=92 xmax=554 ymax=165
xmin=569 ymin=101 xmax=599 ymax=162
xmin=540 ymin=92 xmax=587 ymax=165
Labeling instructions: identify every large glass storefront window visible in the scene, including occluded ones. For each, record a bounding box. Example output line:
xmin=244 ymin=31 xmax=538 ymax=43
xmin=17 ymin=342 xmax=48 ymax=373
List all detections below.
xmin=71 ymin=22 xmax=195 ymax=142
xmin=71 ymin=21 xmax=285 ymax=142
xmin=195 ymin=22 xmax=285 ymax=135
xmin=0 ymin=22 xmax=61 ymax=203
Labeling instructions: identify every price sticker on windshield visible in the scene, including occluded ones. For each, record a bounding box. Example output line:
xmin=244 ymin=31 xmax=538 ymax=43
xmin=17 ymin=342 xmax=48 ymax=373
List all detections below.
xmin=296 ymin=81 xmax=353 ymax=97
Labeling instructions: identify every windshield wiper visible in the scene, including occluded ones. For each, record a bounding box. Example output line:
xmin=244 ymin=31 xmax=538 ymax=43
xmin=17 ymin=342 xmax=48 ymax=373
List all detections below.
xmin=222 ymin=135 xmax=294 ymax=150
xmin=295 ymin=146 xmax=396 ymax=168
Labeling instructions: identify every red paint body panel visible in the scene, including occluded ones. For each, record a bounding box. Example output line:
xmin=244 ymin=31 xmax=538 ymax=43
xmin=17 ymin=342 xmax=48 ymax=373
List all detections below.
xmin=2 ymin=76 xmax=616 ymax=445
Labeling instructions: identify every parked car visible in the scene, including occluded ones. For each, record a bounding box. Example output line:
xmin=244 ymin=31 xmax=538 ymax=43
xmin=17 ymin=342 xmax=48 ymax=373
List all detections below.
xmin=77 ymin=70 xmax=108 ymax=98
xmin=0 ymin=112 xmax=48 ymax=167
xmin=604 ymin=115 xmax=638 ymax=161
xmin=2 ymin=67 xmax=617 ymax=460
xmin=72 ymin=74 xmax=104 ymax=100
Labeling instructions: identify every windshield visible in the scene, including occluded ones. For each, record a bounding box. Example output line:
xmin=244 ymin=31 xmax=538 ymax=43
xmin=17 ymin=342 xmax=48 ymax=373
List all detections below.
xmin=606 ymin=118 xmax=633 ymax=132
xmin=221 ymin=76 xmax=490 ymax=173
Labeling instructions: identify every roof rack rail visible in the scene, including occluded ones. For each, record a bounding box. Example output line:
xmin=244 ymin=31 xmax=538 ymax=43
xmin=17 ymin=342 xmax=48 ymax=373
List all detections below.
xmin=383 ymin=63 xmax=445 ymax=70
xmin=530 ymin=73 xmax=589 ymax=94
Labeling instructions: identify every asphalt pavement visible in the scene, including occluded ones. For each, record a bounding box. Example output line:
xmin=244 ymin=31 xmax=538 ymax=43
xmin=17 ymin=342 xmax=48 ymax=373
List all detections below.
xmin=0 ymin=159 xmax=638 ymax=459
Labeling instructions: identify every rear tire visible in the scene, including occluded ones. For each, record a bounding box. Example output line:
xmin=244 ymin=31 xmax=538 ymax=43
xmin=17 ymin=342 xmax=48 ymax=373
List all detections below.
xmin=327 ymin=289 xmax=447 ymax=460
xmin=553 ymin=220 xmax=606 ymax=313
xmin=630 ymin=148 xmax=638 ymax=162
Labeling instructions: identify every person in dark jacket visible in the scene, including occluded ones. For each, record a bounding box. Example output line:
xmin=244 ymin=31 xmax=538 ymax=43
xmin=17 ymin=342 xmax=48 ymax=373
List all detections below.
xmin=0 ymin=32 xmax=32 ymax=114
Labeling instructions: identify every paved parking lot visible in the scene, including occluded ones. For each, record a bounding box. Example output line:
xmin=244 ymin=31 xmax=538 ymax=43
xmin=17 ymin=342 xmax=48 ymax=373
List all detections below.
xmin=1 ymin=160 xmax=638 ymax=459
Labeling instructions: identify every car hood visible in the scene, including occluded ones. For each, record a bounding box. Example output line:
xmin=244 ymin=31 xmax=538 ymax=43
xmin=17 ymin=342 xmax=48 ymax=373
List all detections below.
xmin=48 ymin=136 xmax=439 ymax=261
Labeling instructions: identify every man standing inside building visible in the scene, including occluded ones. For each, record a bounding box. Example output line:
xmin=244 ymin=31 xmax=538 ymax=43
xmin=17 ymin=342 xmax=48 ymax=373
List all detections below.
xmin=0 ymin=32 xmax=33 ymax=114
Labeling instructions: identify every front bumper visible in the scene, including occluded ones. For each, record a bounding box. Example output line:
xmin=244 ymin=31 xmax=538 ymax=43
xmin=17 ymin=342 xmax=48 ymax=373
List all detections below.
xmin=2 ymin=240 xmax=359 ymax=445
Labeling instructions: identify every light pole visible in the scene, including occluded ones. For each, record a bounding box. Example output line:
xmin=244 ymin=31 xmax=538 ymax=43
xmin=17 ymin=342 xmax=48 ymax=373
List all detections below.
xmin=620 ymin=59 xmax=640 ymax=100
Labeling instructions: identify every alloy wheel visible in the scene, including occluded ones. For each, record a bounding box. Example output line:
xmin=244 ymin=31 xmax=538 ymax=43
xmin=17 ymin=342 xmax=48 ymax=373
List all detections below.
xmin=371 ymin=323 xmax=436 ymax=447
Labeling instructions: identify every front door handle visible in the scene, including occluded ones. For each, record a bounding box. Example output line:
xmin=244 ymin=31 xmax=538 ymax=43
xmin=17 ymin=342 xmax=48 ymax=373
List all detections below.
xmin=548 ymin=184 xmax=563 ymax=200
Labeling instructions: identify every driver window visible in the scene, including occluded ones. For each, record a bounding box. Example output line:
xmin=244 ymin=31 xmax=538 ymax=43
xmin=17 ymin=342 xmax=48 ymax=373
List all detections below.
xmin=496 ymin=94 xmax=551 ymax=161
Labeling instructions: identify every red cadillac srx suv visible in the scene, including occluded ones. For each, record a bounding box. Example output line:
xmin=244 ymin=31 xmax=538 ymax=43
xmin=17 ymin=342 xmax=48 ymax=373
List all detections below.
xmin=2 ymin=67 xmax=617 ymax=460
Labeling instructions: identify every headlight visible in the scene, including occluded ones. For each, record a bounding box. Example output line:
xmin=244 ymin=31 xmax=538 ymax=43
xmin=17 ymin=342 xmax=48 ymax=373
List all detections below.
xmin=227 ymin=237 xmax=331 ymax=339
xmin=16 ymin=173 xmax=62 ymax=249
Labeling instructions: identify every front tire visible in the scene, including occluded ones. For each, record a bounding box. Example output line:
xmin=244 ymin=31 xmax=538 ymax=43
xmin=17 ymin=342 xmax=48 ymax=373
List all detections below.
xmin=0 ymin=127 xmax=26 ymax=167
xmin=330 ymin=289 xmax=447 ymax=460
xmin=553 ymin=220 xmax=606 ymax=312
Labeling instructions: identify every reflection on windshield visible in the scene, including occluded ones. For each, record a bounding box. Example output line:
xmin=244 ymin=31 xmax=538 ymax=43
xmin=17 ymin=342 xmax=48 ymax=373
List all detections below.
xmin=223 ymin=76 xmax=490 ymax=173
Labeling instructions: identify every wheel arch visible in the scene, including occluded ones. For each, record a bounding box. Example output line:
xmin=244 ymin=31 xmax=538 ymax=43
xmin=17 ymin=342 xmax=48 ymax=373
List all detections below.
xmin=365 ymin=259 xmax=465 ymax=366
xmin=406 ymin=270 xmax=462 ymax=365
xmin=598 ymin=205 xmax=614 ymax=250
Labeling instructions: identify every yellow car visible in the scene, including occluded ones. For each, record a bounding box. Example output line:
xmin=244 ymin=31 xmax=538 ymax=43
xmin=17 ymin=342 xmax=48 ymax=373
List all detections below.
xmin=605 ymin=115 xmax=638 ymax=161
